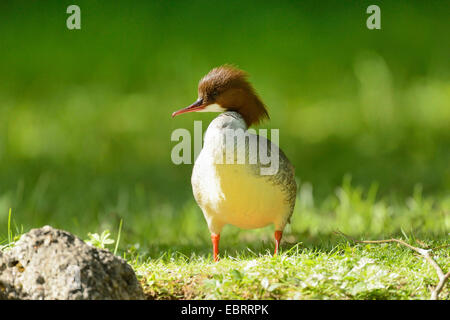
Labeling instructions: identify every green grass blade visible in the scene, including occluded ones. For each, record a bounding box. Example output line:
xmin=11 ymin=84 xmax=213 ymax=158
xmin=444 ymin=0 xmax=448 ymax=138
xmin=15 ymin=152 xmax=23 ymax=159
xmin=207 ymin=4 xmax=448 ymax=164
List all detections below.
xmin=8 ymin=208 xmax=12 ymax=245
xmin=114 ymin=218 xmax=123 ymax=256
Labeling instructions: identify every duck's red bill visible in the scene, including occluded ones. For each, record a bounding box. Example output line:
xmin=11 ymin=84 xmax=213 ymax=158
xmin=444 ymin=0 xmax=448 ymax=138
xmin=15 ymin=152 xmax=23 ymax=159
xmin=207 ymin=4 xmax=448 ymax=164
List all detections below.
xmin=172 ymin=99 xmax=205 ymax=117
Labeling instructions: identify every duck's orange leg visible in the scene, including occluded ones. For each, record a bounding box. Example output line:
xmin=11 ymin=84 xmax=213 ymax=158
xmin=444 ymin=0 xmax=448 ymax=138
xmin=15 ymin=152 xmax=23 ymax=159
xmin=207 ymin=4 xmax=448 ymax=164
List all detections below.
xmin=211 ymin=233 xmax=220 ymax=262
xmin=274 ymin=230 xmax=283 ymax=255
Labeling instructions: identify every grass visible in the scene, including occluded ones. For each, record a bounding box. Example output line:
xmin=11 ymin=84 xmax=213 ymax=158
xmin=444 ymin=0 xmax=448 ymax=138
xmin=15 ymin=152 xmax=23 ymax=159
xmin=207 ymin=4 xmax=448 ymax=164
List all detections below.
xmin=4 ymin=179 xmax=448 ymax=300
xmin=125 ymin=181 xmax=449 ymax=300
xmin=133 ymin=241 xmax=449 ymax=300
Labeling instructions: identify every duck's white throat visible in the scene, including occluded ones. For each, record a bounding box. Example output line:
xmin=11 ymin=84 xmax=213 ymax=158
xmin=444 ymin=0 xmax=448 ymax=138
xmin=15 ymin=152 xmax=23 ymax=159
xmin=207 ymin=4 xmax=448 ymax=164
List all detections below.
xmin=198 ymin=103 xmax=226 ymax=113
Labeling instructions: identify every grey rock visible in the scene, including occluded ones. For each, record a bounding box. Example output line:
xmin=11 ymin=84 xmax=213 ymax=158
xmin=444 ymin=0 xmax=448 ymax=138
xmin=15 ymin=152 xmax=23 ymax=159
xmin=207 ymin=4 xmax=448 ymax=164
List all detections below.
xmin=0 ymin=226 xmax=144 ymax=300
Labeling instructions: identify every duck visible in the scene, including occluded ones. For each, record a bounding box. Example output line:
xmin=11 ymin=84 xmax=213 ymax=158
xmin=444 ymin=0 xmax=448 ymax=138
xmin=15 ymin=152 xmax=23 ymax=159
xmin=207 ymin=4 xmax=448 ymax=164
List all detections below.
xmin=172 ymin=65 xmax=297 ymax=261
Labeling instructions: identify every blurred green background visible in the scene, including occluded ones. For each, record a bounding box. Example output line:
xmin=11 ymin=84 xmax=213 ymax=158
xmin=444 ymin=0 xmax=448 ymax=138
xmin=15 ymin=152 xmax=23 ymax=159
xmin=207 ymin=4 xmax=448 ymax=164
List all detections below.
xmin=0 ymin=1 xmax=449 ymax=253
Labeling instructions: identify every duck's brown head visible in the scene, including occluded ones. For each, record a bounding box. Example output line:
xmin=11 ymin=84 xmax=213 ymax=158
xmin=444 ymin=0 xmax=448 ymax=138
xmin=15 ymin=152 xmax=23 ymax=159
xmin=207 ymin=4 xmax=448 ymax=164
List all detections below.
xmin=172 ymin=65 xmax=269 ymax=127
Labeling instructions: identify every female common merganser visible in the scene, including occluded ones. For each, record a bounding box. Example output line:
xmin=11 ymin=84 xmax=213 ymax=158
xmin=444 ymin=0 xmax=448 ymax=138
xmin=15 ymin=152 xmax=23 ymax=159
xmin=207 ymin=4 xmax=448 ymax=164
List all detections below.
xmin=172 ymin=65 xmax=297 ymax=261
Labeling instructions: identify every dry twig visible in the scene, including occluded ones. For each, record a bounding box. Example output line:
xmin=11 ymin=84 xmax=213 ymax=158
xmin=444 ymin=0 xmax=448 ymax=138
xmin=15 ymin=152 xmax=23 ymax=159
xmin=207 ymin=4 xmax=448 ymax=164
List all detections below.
xmin=334 ymin=230 xmax=449 ymax=300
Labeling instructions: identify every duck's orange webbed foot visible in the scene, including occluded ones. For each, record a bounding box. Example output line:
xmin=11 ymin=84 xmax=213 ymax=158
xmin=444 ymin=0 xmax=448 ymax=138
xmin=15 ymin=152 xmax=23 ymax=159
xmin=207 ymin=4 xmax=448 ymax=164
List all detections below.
xmin=274 ymin=230 xmax=283 ymax=255
xmin=211 ymin=233 xmax=220 ymax=262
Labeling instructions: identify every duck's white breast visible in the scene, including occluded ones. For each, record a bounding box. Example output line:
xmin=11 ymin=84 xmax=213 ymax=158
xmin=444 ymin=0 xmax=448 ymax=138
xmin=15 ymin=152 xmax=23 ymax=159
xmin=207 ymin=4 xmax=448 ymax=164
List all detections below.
xmin=191 ymin=112 xmax=296 ymax=233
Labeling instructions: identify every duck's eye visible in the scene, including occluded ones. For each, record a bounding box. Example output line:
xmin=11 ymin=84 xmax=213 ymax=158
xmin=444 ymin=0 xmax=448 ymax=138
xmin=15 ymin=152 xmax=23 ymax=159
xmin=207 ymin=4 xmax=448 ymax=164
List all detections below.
xmin=210 ymin=90 xmax=219 ymax=99
xmin=204 ymin=90 xmax=218 ymax=102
